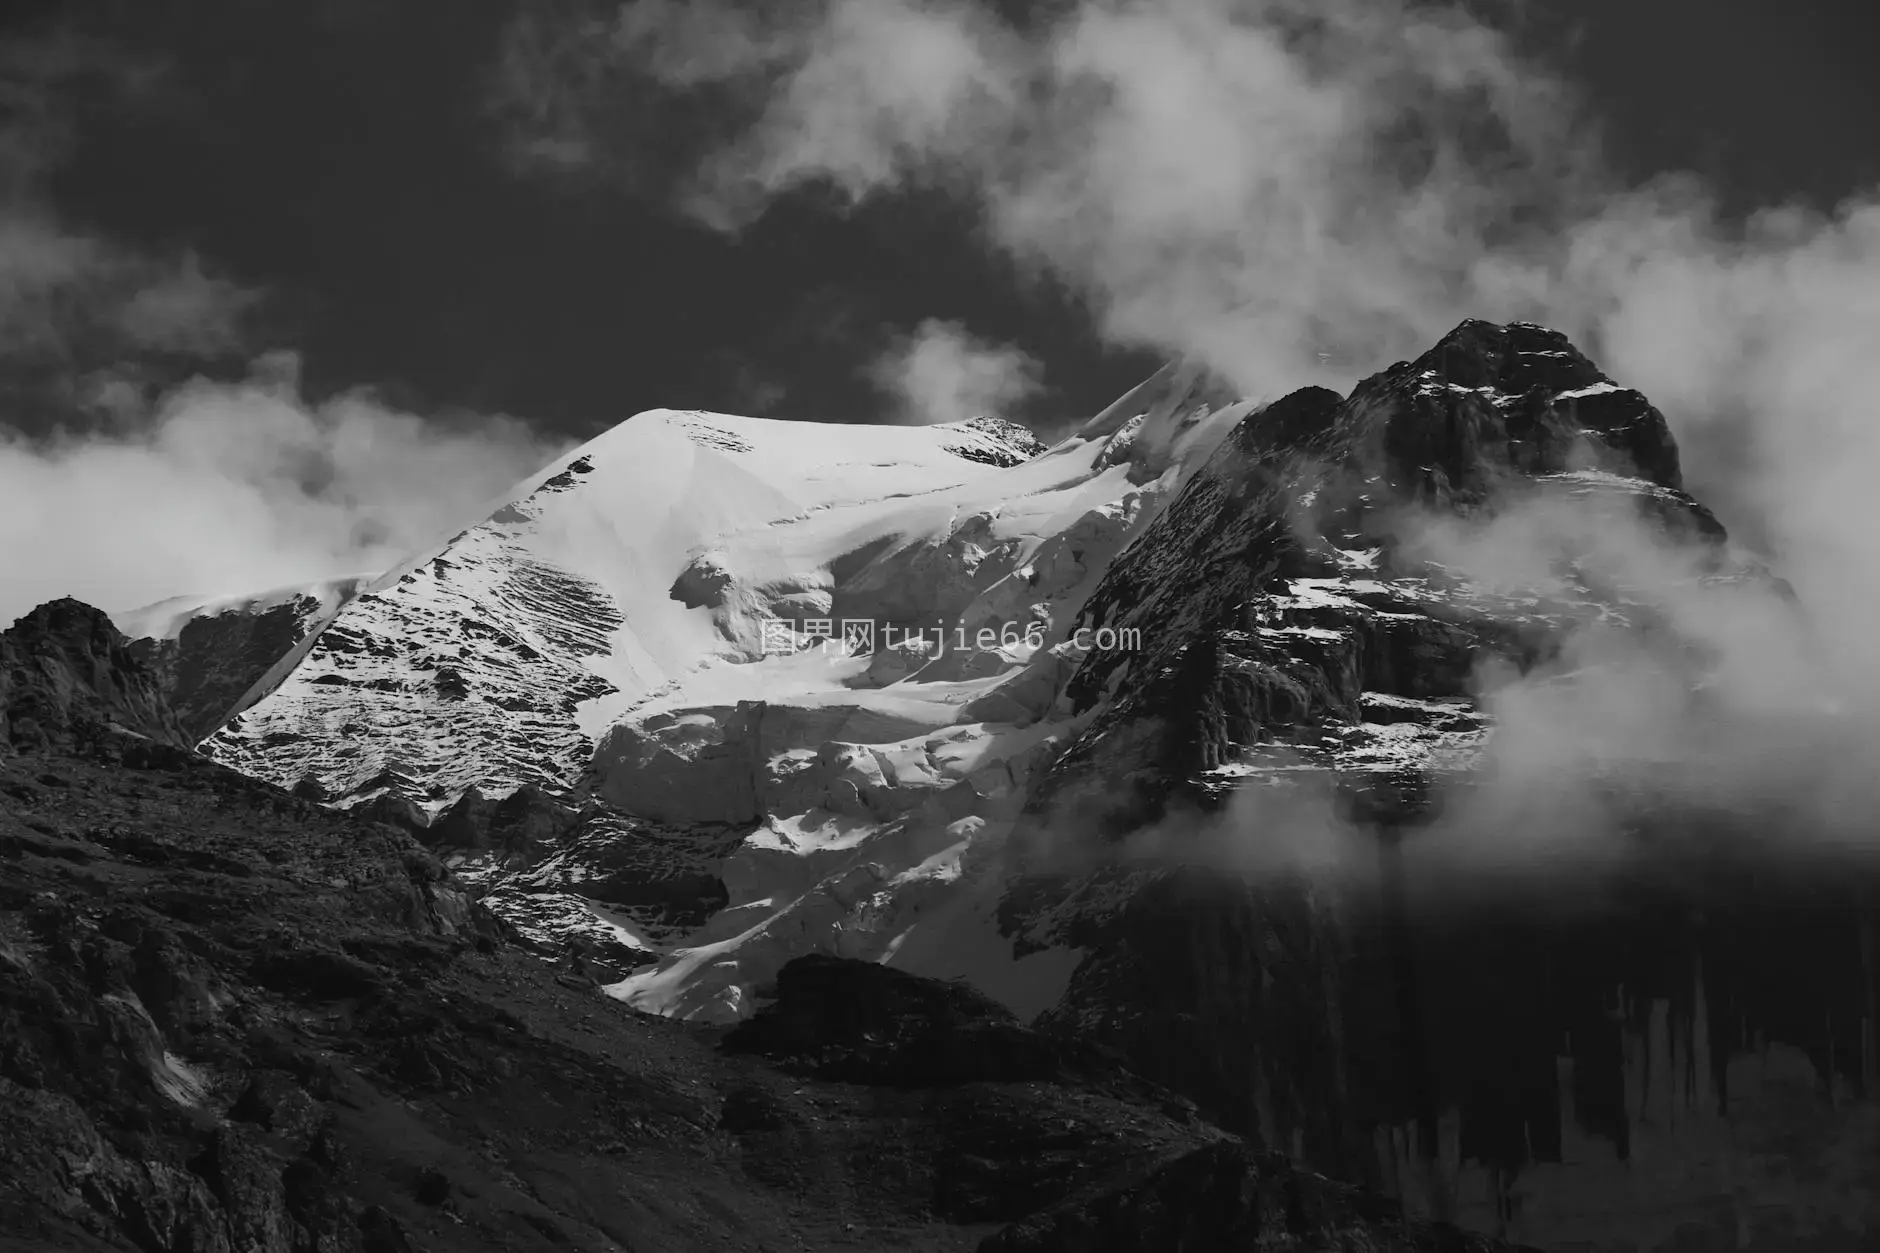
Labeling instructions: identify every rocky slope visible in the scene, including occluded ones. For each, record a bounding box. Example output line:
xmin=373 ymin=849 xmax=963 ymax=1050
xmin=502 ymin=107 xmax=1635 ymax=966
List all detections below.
xmin=102 ymin=320 xmax=1880 ymax=1250
xmin=2 ymin=597 xmax=193 ymax=753
xmin=116 ymin=576 xmax=370 ymax=743
xmin=0 ymin=602 xmax=1523 ymax=1252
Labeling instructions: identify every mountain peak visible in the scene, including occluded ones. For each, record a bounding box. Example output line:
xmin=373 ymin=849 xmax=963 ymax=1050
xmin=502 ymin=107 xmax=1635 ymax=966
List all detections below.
xmin=1350 ymin=318 xmax=1686 ymax=499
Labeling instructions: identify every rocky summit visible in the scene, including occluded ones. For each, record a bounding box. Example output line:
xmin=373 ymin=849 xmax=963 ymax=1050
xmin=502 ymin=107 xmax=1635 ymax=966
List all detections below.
xmin=10 ymin=318 xmax=1873 ymax=1251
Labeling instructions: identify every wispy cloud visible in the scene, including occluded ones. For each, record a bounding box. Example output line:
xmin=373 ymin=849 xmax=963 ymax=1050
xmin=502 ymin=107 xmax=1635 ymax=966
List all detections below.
xmin=867 ymin=318 xmax=1041 ymax=425
xmin=0 ymin=213 xmax=257 ymax=371
xmin=0 ymin=352 xmax=571 ymax=625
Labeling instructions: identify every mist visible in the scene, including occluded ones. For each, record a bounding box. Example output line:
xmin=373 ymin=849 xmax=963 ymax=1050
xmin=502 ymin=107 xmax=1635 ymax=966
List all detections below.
xmin=867 ymin=318 xmax=1042 ymax=426
xmin=1395 ymin=477 xmax=1862 ymax=877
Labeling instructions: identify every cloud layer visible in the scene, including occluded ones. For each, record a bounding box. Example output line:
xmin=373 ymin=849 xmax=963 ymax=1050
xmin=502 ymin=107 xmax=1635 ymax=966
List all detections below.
xmin=0 ymin=354 xmax=571 ymax=625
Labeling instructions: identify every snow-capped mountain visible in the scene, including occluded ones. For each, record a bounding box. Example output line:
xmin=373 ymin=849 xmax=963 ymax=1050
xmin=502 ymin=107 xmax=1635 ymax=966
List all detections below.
xmin=199 ymin=411 xmax=1061 ymax=805
xmin=111 ymin=320 xmax=1880 ymax=1251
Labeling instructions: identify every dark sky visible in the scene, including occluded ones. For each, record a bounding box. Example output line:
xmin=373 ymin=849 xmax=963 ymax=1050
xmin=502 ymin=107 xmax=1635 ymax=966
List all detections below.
xmin=8 ymin=0 xmax=1879 ymax=441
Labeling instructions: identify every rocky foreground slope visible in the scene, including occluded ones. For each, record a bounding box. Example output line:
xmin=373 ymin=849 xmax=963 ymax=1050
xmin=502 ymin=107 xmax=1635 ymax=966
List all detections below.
xmin=104 ymin=320 xmax=1880 ymax=1250
xmin=0 ymin=602 xmax=1525 ymax=1252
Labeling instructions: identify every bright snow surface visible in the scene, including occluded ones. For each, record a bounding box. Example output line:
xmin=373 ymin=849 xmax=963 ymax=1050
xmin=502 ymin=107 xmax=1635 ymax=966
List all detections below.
xmin=111 ymin=574 xmax=371 ymax=643
xmin=163 ymin=385 xmax=1245 ymax=1022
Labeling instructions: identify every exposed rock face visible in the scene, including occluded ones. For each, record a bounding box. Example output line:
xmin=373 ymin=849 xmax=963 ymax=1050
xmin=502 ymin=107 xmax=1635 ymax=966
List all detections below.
xmin=1 ymin=599 xmax=192 ymax=753
xmin=1037 ymin=319 xmax=1730 ymax=831
xmin=123 ymin=581 xmax=367 ymax=742
xmin=946 ymin=416 xmax=1051 ymax=467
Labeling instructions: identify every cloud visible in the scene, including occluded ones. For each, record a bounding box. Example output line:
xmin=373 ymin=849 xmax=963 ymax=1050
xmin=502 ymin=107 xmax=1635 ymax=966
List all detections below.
xmin=1377 ymin=479 xmax=1843 ymax=873
xmin=867 ymin=318 xmax=1041 ymax=425
xmin=0 ymin=212 xmax=257 ymax=367
xmin=0 ymin=353 xmax=574 ymax=626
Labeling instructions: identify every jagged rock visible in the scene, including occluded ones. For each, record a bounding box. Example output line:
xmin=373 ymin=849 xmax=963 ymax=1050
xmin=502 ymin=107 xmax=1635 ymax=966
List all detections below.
xmin=122 ymin=579 xmax=366 ymax=743
xmin=946 ymin=416 xmax=1050 ymax=467
xmin=1038 ymin=320 xmax=1741 ymax=830
xmin=475 ymin=884 xmax=656 ymax=978
xmin=351 ymin=791 xmax=430 ymax=833
xmin=422 ymin=782 xmax=585 ymax=856
xmin=0 ymin=599 xmax=192 ymax=754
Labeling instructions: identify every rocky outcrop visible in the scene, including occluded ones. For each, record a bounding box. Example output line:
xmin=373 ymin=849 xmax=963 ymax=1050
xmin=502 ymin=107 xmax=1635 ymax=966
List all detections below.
xmin=944 ymin=416 xmax=1051 ymax=467
xmin=124 ymin=586 xmax=362 ymax=742
xmin=1 ymin=599 xmax=192 ymax=754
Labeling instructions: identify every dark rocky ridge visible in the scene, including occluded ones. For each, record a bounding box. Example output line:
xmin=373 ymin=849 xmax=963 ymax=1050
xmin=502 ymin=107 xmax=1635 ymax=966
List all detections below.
xmin=1038 ymin=319 xmax=1727 ymax=831
xmin=0 ymin=599 xmax=1529 ymax=1252
xmin=126 ymin=590 xmax=353 ymax=742
xmin=996 ymin=321 xmax=1880 ymax=1247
